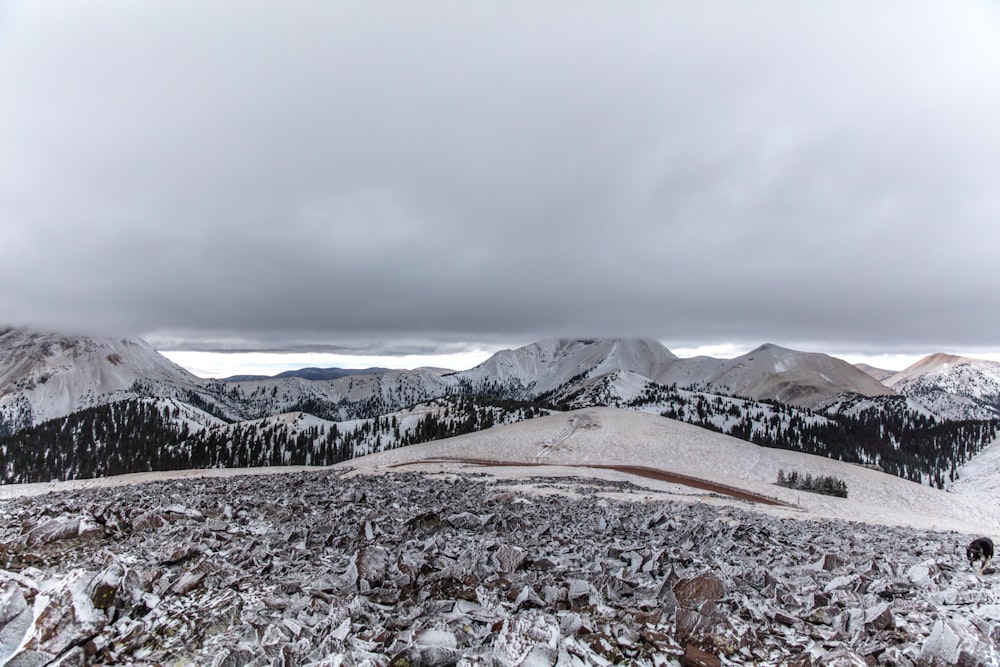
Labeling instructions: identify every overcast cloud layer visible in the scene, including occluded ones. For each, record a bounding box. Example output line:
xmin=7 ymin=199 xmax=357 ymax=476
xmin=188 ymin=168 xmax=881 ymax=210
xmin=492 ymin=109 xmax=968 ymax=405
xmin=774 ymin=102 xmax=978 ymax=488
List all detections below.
xmin=3 ymin=1 xmax=1000 ymax=359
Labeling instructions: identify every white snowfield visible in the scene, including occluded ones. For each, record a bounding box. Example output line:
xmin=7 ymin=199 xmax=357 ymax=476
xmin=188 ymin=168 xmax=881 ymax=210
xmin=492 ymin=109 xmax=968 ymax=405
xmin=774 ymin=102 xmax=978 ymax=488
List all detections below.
xmin=342 ymin=407 xmax=1000 ymax=536
xmin=5 ymin=407 xmax=998 ymax=538
xmin=951 ymin=434 xmax=1000 ymax=502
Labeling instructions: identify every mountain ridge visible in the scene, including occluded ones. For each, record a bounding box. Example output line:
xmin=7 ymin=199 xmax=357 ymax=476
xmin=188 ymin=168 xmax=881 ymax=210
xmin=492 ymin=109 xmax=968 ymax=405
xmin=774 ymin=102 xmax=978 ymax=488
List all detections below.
xmin=454 ymin=338 xmax=895 ymax=410
xmin=4 ymin=326 xmax=997 ymax=430
xmin=3 ymin=326 xmax=999 ymax=491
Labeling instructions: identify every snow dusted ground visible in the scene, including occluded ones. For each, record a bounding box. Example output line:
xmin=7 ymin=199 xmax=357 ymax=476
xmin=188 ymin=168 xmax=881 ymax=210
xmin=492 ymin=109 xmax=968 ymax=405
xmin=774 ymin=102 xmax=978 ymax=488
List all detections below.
xmin=344 ymin=408 xmax=1000 ymax=537
xmin=0 ymin=465 xmax=320 ymax=501
xmin=949 ymin=434 xmax=1000 ymax=503
xmin=3 ymin=407 xmax=999 ymax=535
xmin=3 ymin=408 xmax=1000 ymax=664
xmin=5 ymin=407 xmax=996 ymax=534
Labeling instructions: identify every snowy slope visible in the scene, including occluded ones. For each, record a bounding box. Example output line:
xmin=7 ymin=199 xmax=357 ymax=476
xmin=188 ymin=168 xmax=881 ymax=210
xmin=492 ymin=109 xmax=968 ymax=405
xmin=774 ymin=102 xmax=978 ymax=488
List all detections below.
xmin=0 ymin=327 xmax=202 ymax=429
xmin=555 ymin=369 xmax=658 ymax=407
xmin=152 ymin=397 xmax=227 ymax=432
xmin=222 ymin=368 xmax=452 ymax=420
xmin=455 ymin=339 xmax=895 ymax=410
xmin=5 ymin=405 xmax=996 ymax=535
xmin=885 ymin=353 xmax=1000 ymax=420
xmin=680 ymin=343 xmax=896 ymax=409
xmin=344 ymin=406 xmax=1000 ymax=535
xmin=855 ymin=362 xmax=896 ymax=382
xmin=948 ymin=433 xmax=1000 ymax=501
xmin=454 ymin=338 xmax=678 ymax=396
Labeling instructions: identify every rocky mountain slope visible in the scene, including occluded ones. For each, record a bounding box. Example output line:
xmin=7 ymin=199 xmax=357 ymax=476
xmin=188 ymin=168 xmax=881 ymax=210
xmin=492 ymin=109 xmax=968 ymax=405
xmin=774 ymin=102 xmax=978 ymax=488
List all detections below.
xmin=0 ymin=327 xmax=454 ymax=431
xmin=690 ymin=343 xmax=896 ymax=409
xmin=453 ymin=338 xmax=679 ymax=397
xmin=216 ymin=368 xmax=451 ymax=422
xmin=856 ymin=362 xmax=896 ymax=382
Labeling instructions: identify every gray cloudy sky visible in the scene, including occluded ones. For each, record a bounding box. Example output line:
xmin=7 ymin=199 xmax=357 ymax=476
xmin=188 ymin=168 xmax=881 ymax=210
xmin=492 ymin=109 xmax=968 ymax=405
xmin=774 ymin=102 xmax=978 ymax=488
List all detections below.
xmin=3 ymin=1 xmax=1000 ymax=366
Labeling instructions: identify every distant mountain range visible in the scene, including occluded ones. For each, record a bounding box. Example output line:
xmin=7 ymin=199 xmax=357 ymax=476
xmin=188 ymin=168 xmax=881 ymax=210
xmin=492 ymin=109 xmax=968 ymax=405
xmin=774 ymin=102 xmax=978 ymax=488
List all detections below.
xmin=4 ymin=326 xmax=1000 ymax=429
xmin=2 ymin=326 xmax=999 ymax=486
xmin=222 ymin=367 xmax=393 ymax=382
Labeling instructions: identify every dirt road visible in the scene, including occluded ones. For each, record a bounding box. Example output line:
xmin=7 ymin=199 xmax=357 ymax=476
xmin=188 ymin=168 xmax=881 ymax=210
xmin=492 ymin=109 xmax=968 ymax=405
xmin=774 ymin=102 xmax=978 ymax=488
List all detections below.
xmin=389 ymin=457 xmax=790 ymax=507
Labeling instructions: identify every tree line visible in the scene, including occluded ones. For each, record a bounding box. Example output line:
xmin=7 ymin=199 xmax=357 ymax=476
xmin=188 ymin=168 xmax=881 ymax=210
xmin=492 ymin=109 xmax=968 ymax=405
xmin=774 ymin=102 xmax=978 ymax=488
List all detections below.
xmin=776 ymin=469 xmax=848 ymax=498
xmin=0 ymin=396 xmax=544 ymax=484
xmin=2 ymin=383 xmax=997 ymax=490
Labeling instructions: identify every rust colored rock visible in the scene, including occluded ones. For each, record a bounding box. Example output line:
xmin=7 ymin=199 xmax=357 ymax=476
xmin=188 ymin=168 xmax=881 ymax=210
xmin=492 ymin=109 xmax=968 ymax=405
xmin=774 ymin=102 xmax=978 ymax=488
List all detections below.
xmin=673 ymin=574 xmax=725 ymax=611
xmin=131 ymin=512 xmax=167 ymax=532
xmin=24 ymin=517 xmax=80 ymax=546
xmin=680 ymin=643 xmax=721 ymax=667
xmin=865 ymin=604 xmax=895 ymax=631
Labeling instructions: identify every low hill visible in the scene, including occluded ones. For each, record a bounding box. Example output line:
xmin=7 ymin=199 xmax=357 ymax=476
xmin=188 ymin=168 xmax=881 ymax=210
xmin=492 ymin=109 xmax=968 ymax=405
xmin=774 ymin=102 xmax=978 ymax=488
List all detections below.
xmin=342 ymin=406 xmax=1000 ymax=535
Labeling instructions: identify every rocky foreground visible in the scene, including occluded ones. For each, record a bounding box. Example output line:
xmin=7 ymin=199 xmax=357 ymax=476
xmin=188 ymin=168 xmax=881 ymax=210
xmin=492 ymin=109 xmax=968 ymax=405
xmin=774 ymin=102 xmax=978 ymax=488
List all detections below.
xmin=1 ymin=470 xmax=999 ymax=666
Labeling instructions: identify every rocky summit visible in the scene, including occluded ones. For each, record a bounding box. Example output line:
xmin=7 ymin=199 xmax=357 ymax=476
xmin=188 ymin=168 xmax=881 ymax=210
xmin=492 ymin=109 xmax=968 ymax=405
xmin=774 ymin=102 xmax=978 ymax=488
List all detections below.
xmin=1 ymin=470 xmax=999 ymax=666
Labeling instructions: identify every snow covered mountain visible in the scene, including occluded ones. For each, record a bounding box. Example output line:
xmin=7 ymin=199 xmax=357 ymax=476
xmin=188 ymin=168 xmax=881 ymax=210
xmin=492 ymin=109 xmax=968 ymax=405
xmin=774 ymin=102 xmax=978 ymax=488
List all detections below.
xmin=455 ymin=338 xmax=894 ymax=410
xmin=452 ymin=338 xmax=678 ymax=396
xmin=0 ymin=327 xmax=202 ymax=432
xmin=884 ymin=353 xmax=1000 ymax=420
xmin=218 ymin=368 xmax=452 ymax=421
xmin=0 ymin=330 xmax=927 ymax=436
xmin=687 ymin=343 xmax=897 ymax=409
xmin=4 ymin=327 xmax=999 ymax=491
xmin=0 ymin=327 xmax=460 ymax=432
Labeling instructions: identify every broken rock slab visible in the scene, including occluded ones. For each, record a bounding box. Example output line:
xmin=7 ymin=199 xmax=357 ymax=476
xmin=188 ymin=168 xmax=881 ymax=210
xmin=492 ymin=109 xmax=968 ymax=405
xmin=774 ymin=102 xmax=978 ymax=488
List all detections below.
xmin=0 ymin=469 xmax=998 ymax=665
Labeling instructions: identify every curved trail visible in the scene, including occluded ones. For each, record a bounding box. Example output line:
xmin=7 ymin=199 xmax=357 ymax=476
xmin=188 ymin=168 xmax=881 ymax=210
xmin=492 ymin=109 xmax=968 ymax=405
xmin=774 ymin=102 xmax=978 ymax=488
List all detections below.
xmin=387 ymin=457 xmax=791 ymax=507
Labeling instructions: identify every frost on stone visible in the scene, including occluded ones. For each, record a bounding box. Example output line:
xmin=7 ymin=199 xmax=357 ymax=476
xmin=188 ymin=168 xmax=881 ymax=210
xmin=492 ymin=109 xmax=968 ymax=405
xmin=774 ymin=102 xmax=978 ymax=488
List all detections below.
xmin=493 ymin=611 xmax=560 ymax=667
xmin=1 ymin=570 xmax=108 ymax=666
xmin=0 ymin=469 xmax=999 ymax=665
xmin=0 ymin=584 xmax=32 ymax=664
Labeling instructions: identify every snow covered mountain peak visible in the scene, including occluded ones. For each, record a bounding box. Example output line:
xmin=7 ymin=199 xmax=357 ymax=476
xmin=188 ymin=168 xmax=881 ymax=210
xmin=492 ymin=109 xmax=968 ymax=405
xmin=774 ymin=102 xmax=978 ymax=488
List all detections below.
xmin=0 ymin=326 xmax=200 ymax=429
xmin=456 ymin=337 xmax=679 ymax=395
xmin=694 ymin=343 xmax=896 ymax=409
xmin=885 ymin=352 xmax=973 ymax=384
xmin=525 ymin=337 xmax=678 ymax=362
xmin=454 ymin=338 xmax=898 ymax=409
xmin=741 ymin=342 xmax=819 ymax=370
xmin=883 ymin=352 xmax=1000 ymax=420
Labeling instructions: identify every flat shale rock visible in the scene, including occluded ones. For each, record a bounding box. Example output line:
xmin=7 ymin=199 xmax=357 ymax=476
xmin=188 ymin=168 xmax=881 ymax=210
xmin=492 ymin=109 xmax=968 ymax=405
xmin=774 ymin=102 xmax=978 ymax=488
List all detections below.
xmin=0 ymin=469 xmax=998 ymax=665
xmin=673 ymin=574 xmax=725 ymax=611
